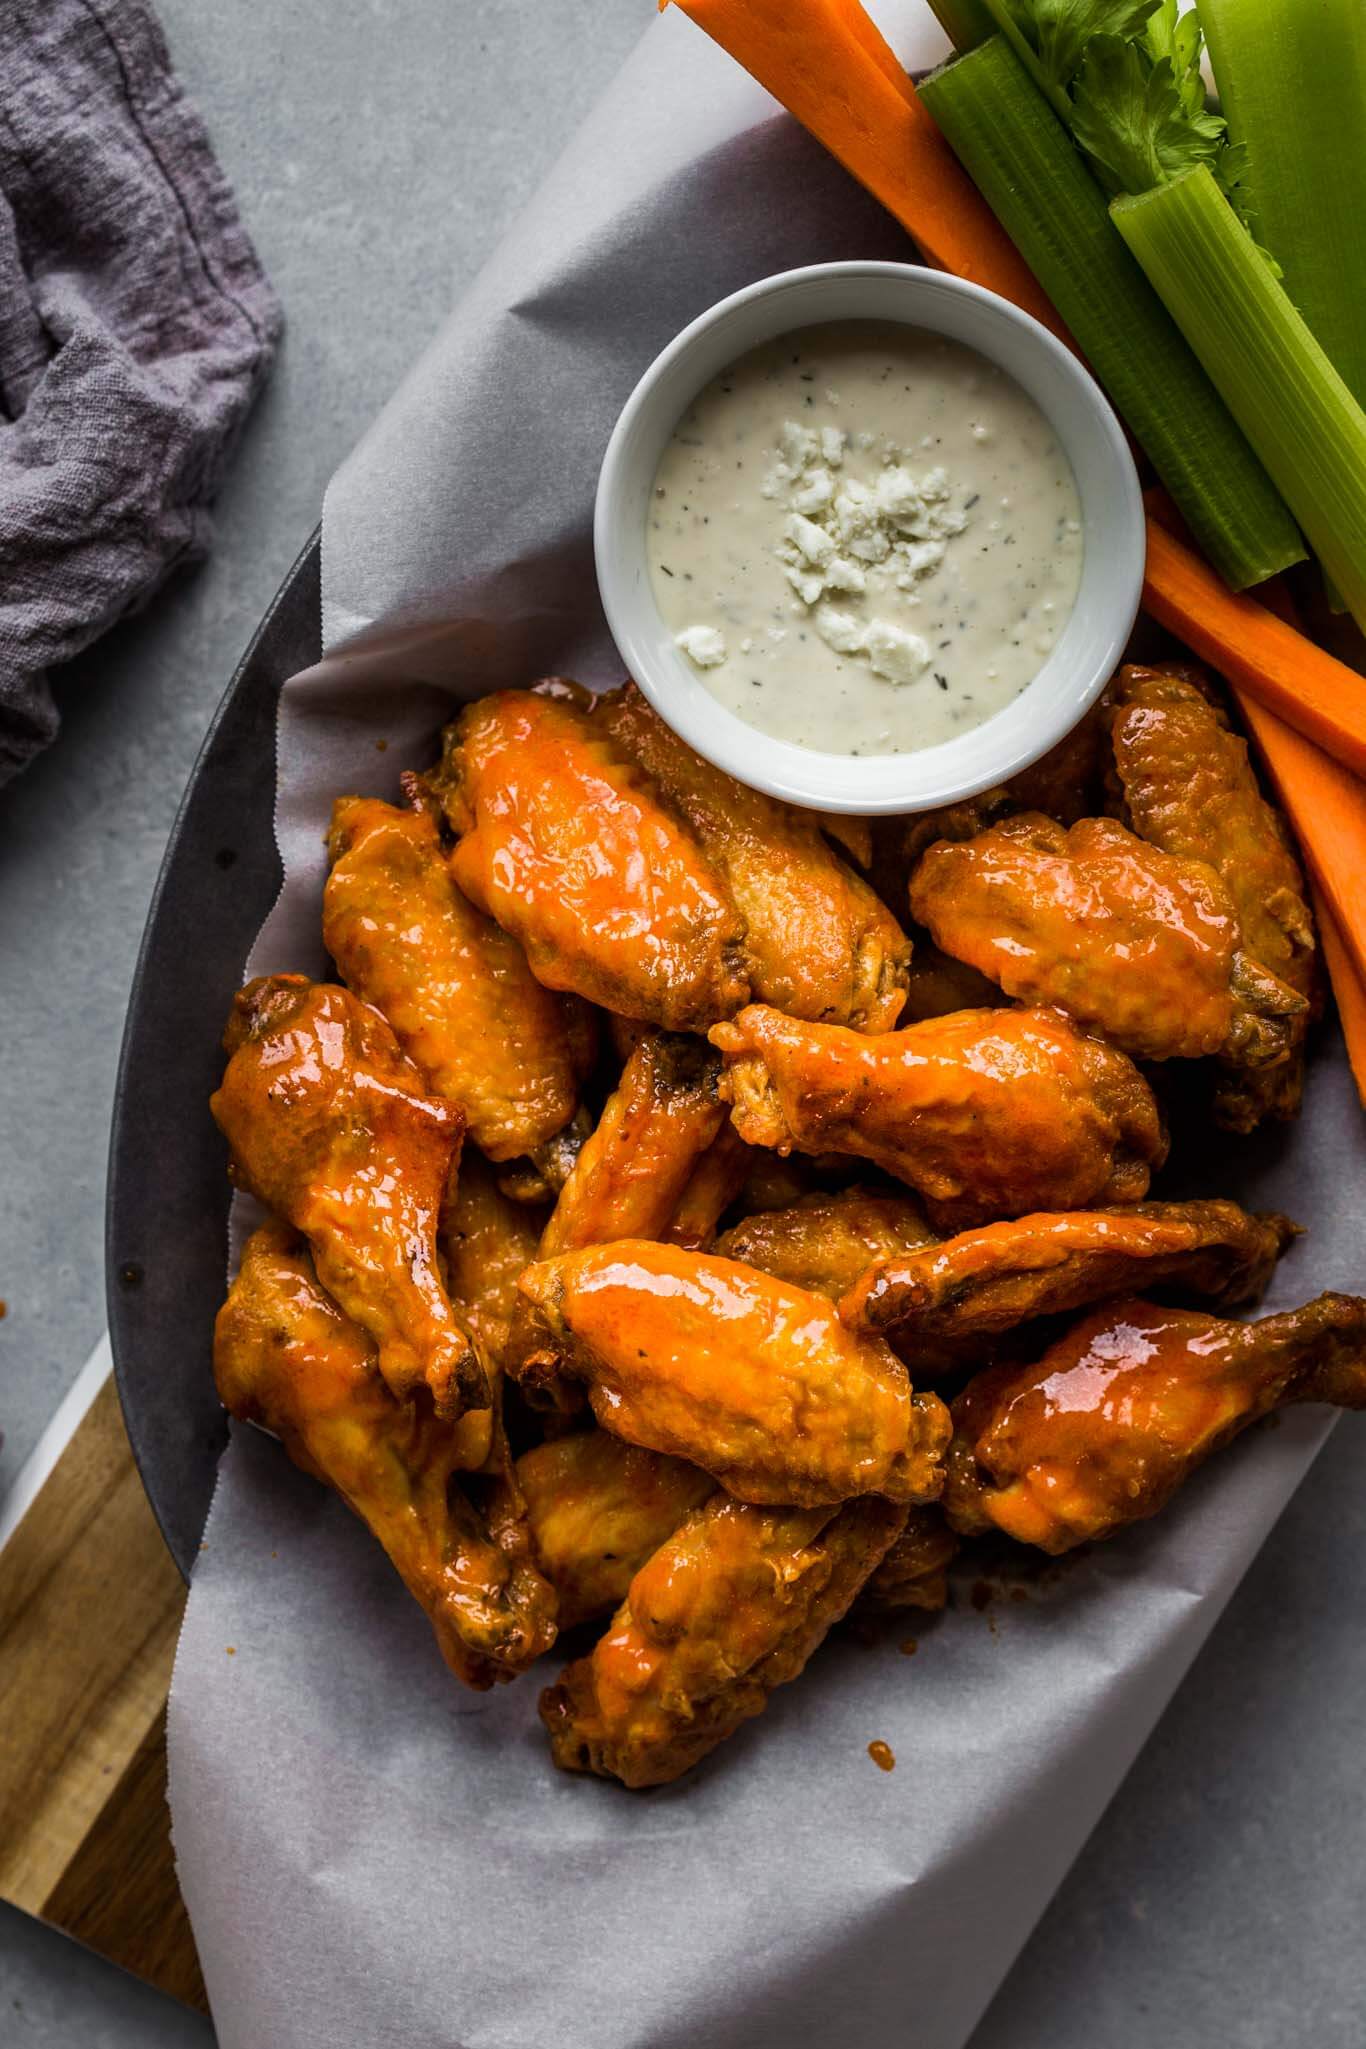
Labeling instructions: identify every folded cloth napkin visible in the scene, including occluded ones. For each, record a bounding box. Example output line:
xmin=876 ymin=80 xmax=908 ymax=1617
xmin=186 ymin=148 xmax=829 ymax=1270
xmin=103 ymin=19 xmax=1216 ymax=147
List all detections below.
xmin=0 ymin=0 xmax=281 ymax=783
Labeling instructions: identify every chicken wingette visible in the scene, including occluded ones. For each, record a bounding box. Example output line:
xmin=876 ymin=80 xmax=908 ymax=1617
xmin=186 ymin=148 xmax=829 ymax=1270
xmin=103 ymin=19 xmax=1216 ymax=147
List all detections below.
xmin=842 ymin=1201 xmax=1297 ymax=1362
xmin=540 ymin=1492 xmax=904 ymax=1786
xmin=538 ymin=1032 xmax=725 ymax=1257
xmin=715 ymin=1187 xmax=936 ymax=1301
xmin=854 ymin=1506 xmax=959 ymax=1617
xmin=596 ymin=681 xmax=911 ymax=1031
xmin=665 ymin=1126 xmax=754 ymax=1250
xmin=440 ymin=1149 xmax=545 ymax=1370
xmin=909 ymin=813 xmax=1306 ymax=1066
xmin=506 ymin=1031 xmax=726 ymax=1408
xmin=1106 ymin=662 xmax=1317 ymax=1128
xmin=517 ymin=1240 xmax=950 ymax=1507
xmin=944 ymin=1293 xmax=1366 ymax=1553
xmin=426 ymin=682 xmax=749 ymax=1030
xmin=323 ymin=790 xmax=590 ymax=1160
xmin=516 ymin=1430 xmax=714 ymax=1629
xmin=711 ymin=1003 xmax=1165 ymax=1231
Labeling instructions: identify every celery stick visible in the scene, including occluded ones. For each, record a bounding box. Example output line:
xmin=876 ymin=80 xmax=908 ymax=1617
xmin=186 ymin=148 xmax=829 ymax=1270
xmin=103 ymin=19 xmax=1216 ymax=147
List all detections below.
xmin=1113 ymin=166 xmax=1366 ymax=632
xmin=1199 ymin=0 xmax=1366 ymax=410
xmin=924 ymin=0 xmax=995 ymax=54
xmin=975 ymin=0 xmax=1074 ymax=122
xmin=919 ymin=41 xmax=1304 ymax=590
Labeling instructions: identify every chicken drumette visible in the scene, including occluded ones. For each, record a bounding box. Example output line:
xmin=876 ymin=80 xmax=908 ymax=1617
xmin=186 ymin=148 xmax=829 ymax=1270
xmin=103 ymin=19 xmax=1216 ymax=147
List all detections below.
xmin=909 ymin=813 xmax=1306 ymax=1066
xmin=711 ymin=1003 xmax=1165 ymax=1231
xmin=214 ymin=1222 xmax=556 ymax=1686
xmin=540 ymin=1492 xmax=905 ymax=1786
xmin=595 ymin=681 xmax=911 ymax=1031
xmin=323 ymin=790 xmax=591 ymax=1161
xmin=425 ymin=682 xmax=749 ymax=1030
xmin=1106 ymin=662 xmax=1317 ymax=1128
xmin=842 ymin=1200 xmax=1297 ymax=1364
xmin=944 ymin=1292 xmax=1366 ymax=1553
xmin=210 ymin=975 xmax=492 ymax=1453
xmin=517 ymin=1240 xmax=950 ymax=1507
xmin=516 ymin=1430 xmax=714 ymax=1630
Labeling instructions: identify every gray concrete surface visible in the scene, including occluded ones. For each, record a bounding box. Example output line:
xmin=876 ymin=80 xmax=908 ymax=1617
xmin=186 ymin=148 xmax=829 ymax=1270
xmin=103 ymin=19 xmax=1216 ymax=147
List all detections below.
xmin=0 ymin=1 xmax=1361 ymax=2043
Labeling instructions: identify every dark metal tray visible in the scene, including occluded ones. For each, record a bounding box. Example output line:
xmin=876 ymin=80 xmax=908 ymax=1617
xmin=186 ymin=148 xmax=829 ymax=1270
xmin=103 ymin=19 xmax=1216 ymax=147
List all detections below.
xmin=105 ymin=533 xmax=320 ymax=1579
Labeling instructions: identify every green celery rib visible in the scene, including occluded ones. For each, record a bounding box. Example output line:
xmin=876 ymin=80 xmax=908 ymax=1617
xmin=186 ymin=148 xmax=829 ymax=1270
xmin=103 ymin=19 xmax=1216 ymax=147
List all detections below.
xmin=977 ymin=0 xmax=1076 ymax=124
xmin=924 ymin=0 xmax=995 ymax=54
xmin=1113 ymin=166 xmax=1366 ymax=632
xmin=1199 ymin=0 xmax=1366 ymax=409
xmin=1199 ymin=0 xmax=1366 ymax=611
xmin=918 ymin=41 xmax=1304 ymax=590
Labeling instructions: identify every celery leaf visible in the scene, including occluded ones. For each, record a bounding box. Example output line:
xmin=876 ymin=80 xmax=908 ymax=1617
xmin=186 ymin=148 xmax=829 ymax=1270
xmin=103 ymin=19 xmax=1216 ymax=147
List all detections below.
xmin=1140 ymin=0 xmax=1206 ymax=117
xmin=1070 ymin=34 xmax=1226 ymax=193
xmin=1001 ymin=0 xmax=1278 ymax=261
xmin=1003 ymin=0 xmax=1159 ymax=94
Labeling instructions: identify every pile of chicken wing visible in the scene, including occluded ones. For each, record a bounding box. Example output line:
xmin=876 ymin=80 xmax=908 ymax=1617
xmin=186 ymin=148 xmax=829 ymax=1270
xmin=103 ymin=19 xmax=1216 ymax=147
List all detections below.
xmin=210 ymin=665 xmax=1366 ymax=1788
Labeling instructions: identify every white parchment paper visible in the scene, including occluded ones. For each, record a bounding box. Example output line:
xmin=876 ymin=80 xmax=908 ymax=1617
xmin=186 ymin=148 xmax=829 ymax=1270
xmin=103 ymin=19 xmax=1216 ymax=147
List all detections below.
xmin=168 ymin=8 xmax=1362 ymax=2045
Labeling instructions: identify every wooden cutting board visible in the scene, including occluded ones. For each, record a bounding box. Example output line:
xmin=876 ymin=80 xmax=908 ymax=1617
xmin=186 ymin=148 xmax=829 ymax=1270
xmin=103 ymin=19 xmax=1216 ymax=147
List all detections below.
xmin=0 ymin=1358 xmax=209 ymax=2014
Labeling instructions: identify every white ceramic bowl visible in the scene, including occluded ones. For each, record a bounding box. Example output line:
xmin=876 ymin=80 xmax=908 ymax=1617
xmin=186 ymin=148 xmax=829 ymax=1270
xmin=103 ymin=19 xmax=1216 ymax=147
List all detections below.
xmin=594 ymin=261 xmax=1143 ymax=815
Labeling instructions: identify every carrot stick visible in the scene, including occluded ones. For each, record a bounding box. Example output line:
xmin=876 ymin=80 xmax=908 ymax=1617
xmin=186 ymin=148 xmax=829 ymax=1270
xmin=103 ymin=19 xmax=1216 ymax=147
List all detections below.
xmin=1143 ymin=513 xmax=1366 ymax=780
xmin=1312 ymin=888 xmax=1366 ymax=1110
xmin=833 ymin=0 xmax=918 ymax=107
xmin=666 ymin=0 xmax=1065 ymax=333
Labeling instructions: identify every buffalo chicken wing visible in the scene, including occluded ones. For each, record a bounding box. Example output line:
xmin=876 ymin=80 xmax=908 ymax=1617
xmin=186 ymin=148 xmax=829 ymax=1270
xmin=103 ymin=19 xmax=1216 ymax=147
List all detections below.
xmin=440 ymin=1149 xmax=546 ymax=1370
xmin=323 ymin=791 xmax=589 ymax=1160
xmin=715 ymin=1187 xmax=936 ymax=1300
xmin=210 ymin=975 xmax=492 ymax=1453
xmin=517 ymin=1240 xmax=950 ymax=1507
xmin=214 ymin=1223 xmax=555 ymax=1686
xmin=909 ymin=813 xmax=1306 ymax=1065
xmin=596 ymin=681 xmax=911 ymax=1031
xmin=945 ymin=1293 xmax=1366 ymax=1553
xmin=506 ymin=1031 xmax=726 ymax=1407
xmin=854 ymin=1505 xmax=959 ymax=1616
xmin=842 ymin=1200 xmax=1297 ymax=1362
xmin=427 ymin=683 xmax=749 ymax=1029
xmin=540 ymin=1492 xmax=904 ymax=1786
xmin=711 ymin=1003 xmax=1165 ymax=1230
xmin=1106 ymin=663 xmax=1317 ymax=1127
xmin=516 ymin=1430 xmax=714 ymax=1629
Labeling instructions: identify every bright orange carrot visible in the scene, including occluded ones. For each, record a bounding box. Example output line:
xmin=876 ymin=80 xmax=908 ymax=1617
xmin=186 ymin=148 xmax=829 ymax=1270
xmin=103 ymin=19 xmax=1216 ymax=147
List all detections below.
xmin=834 ymin=0 xmax=918 ymax=107
xmin=1143 ymin=516 xmax=1366 ymax=779
xmin=666 ymin=0 xmax=1065 ymax=332
xmin=1313 ymin=889 xmax=1366 ymax=1110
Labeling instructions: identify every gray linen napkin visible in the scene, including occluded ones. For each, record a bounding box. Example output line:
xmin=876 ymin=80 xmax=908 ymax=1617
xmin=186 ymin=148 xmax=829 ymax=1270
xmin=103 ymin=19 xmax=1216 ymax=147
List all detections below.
xmin=0 ymin=0 xmax=281 ymax=783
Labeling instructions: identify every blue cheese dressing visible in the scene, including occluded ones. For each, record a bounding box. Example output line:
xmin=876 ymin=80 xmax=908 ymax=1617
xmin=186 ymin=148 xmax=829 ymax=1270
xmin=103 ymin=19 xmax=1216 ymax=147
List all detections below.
xmin=646 ymin=321 xmax=1084 ymax=755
